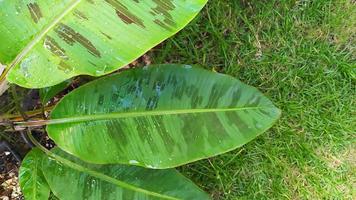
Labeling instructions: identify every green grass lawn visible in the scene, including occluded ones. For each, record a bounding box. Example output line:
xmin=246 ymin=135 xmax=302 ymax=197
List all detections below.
xmin=152 ymin=0 xmax=355 ymax=199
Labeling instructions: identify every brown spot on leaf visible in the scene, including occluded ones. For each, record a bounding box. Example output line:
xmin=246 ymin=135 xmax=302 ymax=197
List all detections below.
xmin=154 ymin=19 xmax=172 ymax=31
xmin=105 ymin=0 xmax=145 ymax=28
xmin=55 ymin=23 xmax=101 ymax=58
xmin=151 ymin=0 xmax=177 ymax=31
xmin=27 ymin=3 xmax=43 ymax=23
xmin=58 ymin=61 xmax=73 ymax=73
xmin=100 ymin=32 xmax=112 ymax=40
xmin=73 ymin=10 xmax=89 ymax=20
xmin=44 ymin=36 xmax=68 ymax=60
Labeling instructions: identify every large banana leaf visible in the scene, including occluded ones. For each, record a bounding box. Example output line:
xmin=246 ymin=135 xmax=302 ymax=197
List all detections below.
xmin=41 ymin=148 xmax=210 ymax=199
xmin=47 ymin=65 xmax=281 ymax=169
xmin=19 ymin=148 xmax=50 ymax=200
xmin=0 ymin=0 xmax=207 ymax=88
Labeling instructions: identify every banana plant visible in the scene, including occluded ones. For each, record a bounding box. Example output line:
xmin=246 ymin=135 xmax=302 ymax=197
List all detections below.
xmin=0 ymin=1 xmax=281 ymax=199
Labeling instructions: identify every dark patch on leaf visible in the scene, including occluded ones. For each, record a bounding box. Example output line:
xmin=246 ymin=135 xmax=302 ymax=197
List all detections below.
xmin=228 ymin=88 xmax=242 ymax=107
xmin=150 ymin=0 xmax=177 ymax=31
xmin=259 ymin=108 xmax=274 ymax=117
xmin=105 ymin=120 xmax=129 ymax=150
xmin=27 ymin=3 xmax=43 ymax=23
xmin=153 ymin=19 xmax=173 ymax=31
xmin=135 ymin=118 xmax=160 ymax=154
xmin=226 ymin=112 xmax=251 ymax=134
xmin=105 ymin=0 xmax=145 ymax=28
xmin=171 ymin=77 xmax=187 ymax=100
xmin=98 ymin=95 xmax=104 ymax=106
xmin=55 ymin=23 xmax=101 ymax=58
xmin=58 ymin=61 xmax=73 ymax=73
xmin=206 ymin=84 xmax=228 ymax=108
xmin=246 ymin=95 xmax=262 ymax=107
xmin=151 ymin=115 xmax=175 ymax=154
xmin=206 ymin=113 xmax=232 ymax=143
xmin=73 ymin=10 xmax=89 ymax=20
xmin=88 ymin=61 xmax=98 ymax=67
xmin=44 ymin=36 xmax=68 ymax=60
xmin=146 ymin=96 xmax=159 ymax=110
xmin=100 ymin=32 xmax=113 ymax=40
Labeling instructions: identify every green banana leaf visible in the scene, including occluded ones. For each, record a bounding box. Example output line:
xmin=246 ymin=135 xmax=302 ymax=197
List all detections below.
xmin=0 ymin=0 xmax=207 ymax=88
xmin=19 ymin=148 xmax=50 ymax=200
xmin=47 ymin=65 xmax=281 ymax=169
xmin=42 ymin=148 xmax=210 ymax=200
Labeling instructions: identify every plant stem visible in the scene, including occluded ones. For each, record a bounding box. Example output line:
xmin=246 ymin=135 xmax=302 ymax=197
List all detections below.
xmin=0 ymin=106 xmax=54 ymax=122
xmin=10 ymin=85 xmax=34 ymax=146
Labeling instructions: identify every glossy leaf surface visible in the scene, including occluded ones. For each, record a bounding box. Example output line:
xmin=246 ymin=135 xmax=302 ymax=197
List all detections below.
xmin=47 ymin=65 xmax=281 ymax=168
xmin=0 ymin=0 xmax=207 ymax=88
xmin=19 ymin=148 xmax=50 ymax=200
xmin=42 ymin=148 xmax=210 ymax=200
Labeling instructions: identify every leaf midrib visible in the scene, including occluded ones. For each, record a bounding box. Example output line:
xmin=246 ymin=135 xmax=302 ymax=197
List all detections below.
xmin=18 ymin=106 xmax=273 ymax=127
xmin=8 ymin=0 xmax=82 ymax=70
